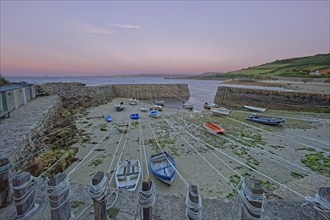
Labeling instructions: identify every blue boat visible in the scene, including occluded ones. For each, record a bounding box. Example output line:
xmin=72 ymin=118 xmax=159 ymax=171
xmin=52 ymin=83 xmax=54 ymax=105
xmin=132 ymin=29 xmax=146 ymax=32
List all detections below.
xmin=105 ymin=114 xmax=112 ymax=122
xmin=130 ymin=113 xmax=140 ymax=120
xmin=246 ymin=114 xmax=285 ymax=125
xmin=148 ymin=110 xmax=160 ymax=118
xmin=149 ymin=151 xmax=176 ymax=185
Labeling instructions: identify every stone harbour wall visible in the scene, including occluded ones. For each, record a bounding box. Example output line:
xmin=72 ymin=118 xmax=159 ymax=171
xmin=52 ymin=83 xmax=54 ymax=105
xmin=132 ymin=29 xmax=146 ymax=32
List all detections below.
xmin=39 ymin=83 xmax=190 ymax=100
xmin=214 ymin=86 xmax=330 ymax=111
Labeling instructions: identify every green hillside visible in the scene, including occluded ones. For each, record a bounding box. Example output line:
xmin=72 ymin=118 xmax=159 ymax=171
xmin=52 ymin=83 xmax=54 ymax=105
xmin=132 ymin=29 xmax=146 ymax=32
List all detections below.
xmin=194 ymin=54 xmax=330 ymax=79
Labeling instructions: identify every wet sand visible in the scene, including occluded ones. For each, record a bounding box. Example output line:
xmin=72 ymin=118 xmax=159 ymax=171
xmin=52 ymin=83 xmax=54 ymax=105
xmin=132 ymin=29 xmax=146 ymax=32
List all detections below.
xmin=65 ymin=98 xmax=330 ymax=200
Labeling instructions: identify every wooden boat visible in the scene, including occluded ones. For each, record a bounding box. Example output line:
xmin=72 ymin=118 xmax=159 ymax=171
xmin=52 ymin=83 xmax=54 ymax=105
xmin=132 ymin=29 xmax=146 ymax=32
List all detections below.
xmin=183 ymin=102 xmax=194 ymax=110
xmin=149 ymin=152 xmax=176 ymax=185
xmin=155 ymin=99 xmax=165 ymax=106
xmin=130 ymin=113 xmax=140 ymax=120
xmin=140 ymin=107 xmax=148 ymax=112
xmin=115 ymin=159 xmax=141 ymax=191
xmin=203 ymin=122 xmax=225 ymax=134
xmin=129 ymin=98 xmax=139 ymax=105
xmin=211 ymin=107 xmax=231 ymax=116
xmin=118 ymin=123 xmax=129 ymax=132
xmin=104 ymin=114 xmax=112 ymax=122
xmin=243 ymin=105 xmax=266 ymax=112
xmin=204 ymin=102 xmax=219 ymax=109
xmin=153 ymin=105 xmax=162 ymax=111
xmin=115 ymin=103 xmax=125 ymax=111
xmin=246 ymin=114 xmax=285 ymax=125
xmin=148 ymin=110 xmax=160 ymax=118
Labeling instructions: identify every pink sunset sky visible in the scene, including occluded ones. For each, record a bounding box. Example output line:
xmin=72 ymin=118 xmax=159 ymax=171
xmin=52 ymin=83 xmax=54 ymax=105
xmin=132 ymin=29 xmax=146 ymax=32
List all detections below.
xmin=1 ymin=1 xmax=329 ymax=76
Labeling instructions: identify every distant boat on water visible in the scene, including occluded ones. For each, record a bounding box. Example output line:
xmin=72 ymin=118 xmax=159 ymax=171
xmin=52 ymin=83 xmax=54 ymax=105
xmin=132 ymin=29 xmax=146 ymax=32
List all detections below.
xmin=246 ymin=114 xmax=285 ymax=125
xmin=243 ymin=105 xmax=266 ymax=112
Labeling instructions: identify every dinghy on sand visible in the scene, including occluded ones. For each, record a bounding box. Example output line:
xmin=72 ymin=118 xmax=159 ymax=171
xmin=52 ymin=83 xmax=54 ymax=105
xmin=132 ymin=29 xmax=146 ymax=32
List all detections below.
xmin=149 ymin=151 xmax=176 ymax=185
xmin=115 ymin=160 xmax=141 ymax=191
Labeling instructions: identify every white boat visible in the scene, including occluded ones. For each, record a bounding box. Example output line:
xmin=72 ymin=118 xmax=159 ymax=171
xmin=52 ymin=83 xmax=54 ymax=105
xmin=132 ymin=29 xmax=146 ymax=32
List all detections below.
xmin=183 ymin=102 xmax=194 ymax=110
xmin=140 ymin=107 xmax=148 ymax=112
xmin=129 ymin=98 xmax=139 ymax=105
xmin=211 ymin=107 xmax=231 ymax=116
xmin=115 ymin=160 xmax=141 ymax=191
xmin=118 ymin=123 xmax=129 ymax=132
xmin=204 ymin=102 xmax=219 ymax=109
xmin=155 ymin=99 xmax=165 ymax=106
xmin=243 ymin=105 xmax=267 ymax=112
xmin=115 ymin=103 xmax=125 ymax=111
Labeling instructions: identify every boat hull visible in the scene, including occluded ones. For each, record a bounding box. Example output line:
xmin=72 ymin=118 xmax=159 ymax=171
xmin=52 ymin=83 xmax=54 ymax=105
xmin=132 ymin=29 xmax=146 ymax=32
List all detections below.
xmin=115 ymin=160 xmax=141 ymax=191
xmin=150 ymin=152 xmax=176 ymax=185
xmin=246 ymin=115 xmax=285 ymax=125
xmin=203 ymin=122 xmax=225 ymax=134
xmin=244 ymin=105 xmax=266 ymax=112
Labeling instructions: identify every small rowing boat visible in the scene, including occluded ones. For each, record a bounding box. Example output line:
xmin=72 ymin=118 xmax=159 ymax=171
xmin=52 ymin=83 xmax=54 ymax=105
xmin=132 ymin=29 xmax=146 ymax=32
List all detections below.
xmin=129 ymin=98 xmax=139 ymax=105
xmin=211 ymin=107 xmax=231 ymax=116
xmin=130 ymin=113 xmax=140 ymax=120
xmin=155 ymin=99 xmax=165 ymax=106
xmin=115 ymin=102 xmax=125 ymax=111
xmin=149 ymin=110 xmax=160 ymax=118
xmin=105 ymin=114 xmax=112 ymax=122
xmin=115 ymin=160 xmax=141 ymax=191
xmin=140 ymin=107 xmax=148 ymax=112
xmin=118 ymin=123 xmax=129 ymax=132
xmin=153 ymin=105 xmax=162 ymax=111
xmin=246 ymin=114 xmax=285 ymax=125
xmin=183 ymin=102 xmax=194 ymax=110
xmin=204 ymin=102 xmax=219 ymax=109
xmin=203 ymin=122 xmax=225 ymax=134
xmin=149 ymin=152 xmax=176 ymax=185
xmin=243 ymin=105 xmax=266 ymax=112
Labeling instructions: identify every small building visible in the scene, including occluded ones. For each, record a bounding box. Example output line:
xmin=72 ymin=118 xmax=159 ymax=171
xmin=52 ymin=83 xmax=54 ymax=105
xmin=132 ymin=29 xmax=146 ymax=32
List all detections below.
xmin=0 ymin=82 xmax=36 ymax=113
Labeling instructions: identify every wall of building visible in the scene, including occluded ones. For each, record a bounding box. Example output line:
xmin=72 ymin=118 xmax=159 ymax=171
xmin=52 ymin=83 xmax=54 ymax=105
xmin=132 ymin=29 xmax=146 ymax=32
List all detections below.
xmin=214 ymin=86 xmax=330 ymax=111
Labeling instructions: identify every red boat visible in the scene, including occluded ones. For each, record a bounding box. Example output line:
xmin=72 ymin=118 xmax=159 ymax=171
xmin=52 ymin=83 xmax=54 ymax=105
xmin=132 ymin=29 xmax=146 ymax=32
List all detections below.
xmin=203 ymin=122 xmax=225 ymax=134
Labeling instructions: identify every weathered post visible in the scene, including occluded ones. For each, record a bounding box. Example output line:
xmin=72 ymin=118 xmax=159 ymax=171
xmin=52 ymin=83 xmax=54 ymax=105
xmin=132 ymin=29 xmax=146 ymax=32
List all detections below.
xmin=315 ymin=187 xmax=330 ymax=220
xmin=48 ymin=173 xmax=71 ymax=220
xmin=0 ymin=158 xmax=11 ymax=207
xmin=142 ymin=174 xmax=152 ymax=220
xmin=186 ymin=184 xmax=202 ymax=220
xmin=92 ymin=171 xmax=107 ymax=220
xmin=241 ymin=177 xmax=264 ymax=220
xmin=12 ymin=172 xmax=38 ymax=218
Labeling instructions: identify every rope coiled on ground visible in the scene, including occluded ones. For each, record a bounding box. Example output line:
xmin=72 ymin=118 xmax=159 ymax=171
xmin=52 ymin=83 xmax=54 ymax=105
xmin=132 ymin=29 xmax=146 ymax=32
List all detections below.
xmin=12 ymin=175 xmax=38 ymax=218
xmin=305 ymin=193 xmax=330 ymax=219
xmin=185 ymin=190 xmax=202 ymax=220
xmin=237 ymin=178 xmax=264 ymax=220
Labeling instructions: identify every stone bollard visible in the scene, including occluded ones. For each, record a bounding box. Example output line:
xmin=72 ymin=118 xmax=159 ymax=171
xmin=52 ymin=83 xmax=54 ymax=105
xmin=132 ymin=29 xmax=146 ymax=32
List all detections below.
xmin=47 ymin=173 xmax=71 ymax=220
xmin=12 ymin=172 xmax=39 ymax=218
xmin=315 ymin=187 xmax=330 ymax=220
xmin=91 ymin=171 xmax=107 ymax=220
xmin=0 ymin=158 xmax=11 ymax=207
xmin=241 ymin=177 xmax=264 ymax=220
xmin=186 ymin=184 xmax=202 ymax=220
xmin=142 ymin=174 xmax=152 ymax=220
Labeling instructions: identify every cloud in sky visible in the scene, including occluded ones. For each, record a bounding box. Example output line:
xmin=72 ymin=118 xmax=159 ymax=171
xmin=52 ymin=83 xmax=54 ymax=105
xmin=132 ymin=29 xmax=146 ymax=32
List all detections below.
xmin=69 ymin=19 xmax=112 ymax=35
xmin=107 ymin=23 xmax=140 ymax=29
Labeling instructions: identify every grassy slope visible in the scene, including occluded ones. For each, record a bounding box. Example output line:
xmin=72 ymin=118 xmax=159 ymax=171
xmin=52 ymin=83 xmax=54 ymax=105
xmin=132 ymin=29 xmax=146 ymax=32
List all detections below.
xmin=193 ymin=54 xmax=330 ymax=79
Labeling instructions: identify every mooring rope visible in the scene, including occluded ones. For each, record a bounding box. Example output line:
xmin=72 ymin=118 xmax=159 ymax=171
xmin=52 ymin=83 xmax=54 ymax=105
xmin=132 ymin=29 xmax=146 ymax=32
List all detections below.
xmin=46 ymin=176 xmax=71 ymax=211
xmin=304 ymin=193 xmax=330 ymax=220
xmin=149 ymin=123 xmax=190 ymax=188
xmin=137 ymin=180 xmax=156 ymax=219
xmin=86 ymin=174 xmax=108 ymax=201
xmin=185 ymin=189 xmax=202 ymax=220
xmin=0 ymin=162 xmax=13 ymax=175
xmin=160 ymin=113 xmax=236 ymax=189
xmin=12 ymin=175 xmax=39 ymax=218
xmin=228 ymin=117 xmax=327 ymax=153
xmin=237 ymin=178 xmax=264 ymax=220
